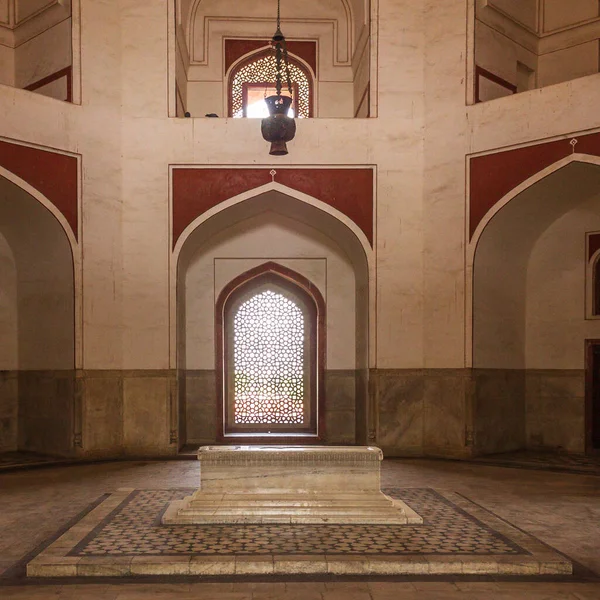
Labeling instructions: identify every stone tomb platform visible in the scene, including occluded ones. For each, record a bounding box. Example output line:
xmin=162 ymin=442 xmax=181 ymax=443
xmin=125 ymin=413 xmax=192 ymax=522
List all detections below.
xmin=162 ymin=445 xmax=422 ymax=525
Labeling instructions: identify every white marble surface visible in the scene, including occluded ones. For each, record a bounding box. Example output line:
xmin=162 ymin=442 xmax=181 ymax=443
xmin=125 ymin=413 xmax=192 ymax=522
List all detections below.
xmin=163 ymin=445 xmax=423 ymax=524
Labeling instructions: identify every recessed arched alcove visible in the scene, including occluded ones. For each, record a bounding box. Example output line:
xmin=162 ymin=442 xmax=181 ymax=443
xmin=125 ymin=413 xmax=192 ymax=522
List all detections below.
xmin=0 ymin=176 xmax=75 ymax=455
xmin=176 ymin=189 xmax=369 ymax=448
xmin=472 ymin=161 xmax=600 ymax=454
xmin=172 ymin=0 xmax=372 ymax=118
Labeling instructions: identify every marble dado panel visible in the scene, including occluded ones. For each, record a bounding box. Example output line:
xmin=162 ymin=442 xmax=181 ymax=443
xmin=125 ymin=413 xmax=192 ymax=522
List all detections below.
xmin=526 ymin=369 xmax=585 ymax=453
xmin=80 ymin=370 xmax=177 ymax=458
xmin=183 ymin=370 xmax=217 ymax=445
xmin=18 ymin=370 xmax=75 ymax=456
xmin=374 ymin=369 xmax=470 ymax=459
xmin=375 ymin=368 xmax=586 ymax=458
xmin=471 ymin=369 xmax=527 ymax=455
xmin=1 ymin=369 xmax=586 ymax=459
xmin=0 ymin=370 xmax=18 ymax=452
xmin=182 ymin=369 xmax=358 ymax=446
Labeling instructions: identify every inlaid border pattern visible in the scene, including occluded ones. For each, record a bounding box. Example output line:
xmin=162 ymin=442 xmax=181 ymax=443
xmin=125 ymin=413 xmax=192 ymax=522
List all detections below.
xmin=66 ymin=488 xmax=525 ymax=557
xmin=24 ymin=487 xmax=574 ymax=577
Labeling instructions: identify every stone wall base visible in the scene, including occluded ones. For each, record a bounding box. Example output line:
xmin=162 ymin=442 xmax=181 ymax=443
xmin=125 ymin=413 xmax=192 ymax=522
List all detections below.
xmin=0 ymin=368 xmax=587 ymax=458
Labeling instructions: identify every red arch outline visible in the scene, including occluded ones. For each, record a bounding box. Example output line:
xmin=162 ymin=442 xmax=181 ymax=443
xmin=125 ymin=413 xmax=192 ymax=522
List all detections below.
xmin=215 ymin=261 xmax=326 ymax=443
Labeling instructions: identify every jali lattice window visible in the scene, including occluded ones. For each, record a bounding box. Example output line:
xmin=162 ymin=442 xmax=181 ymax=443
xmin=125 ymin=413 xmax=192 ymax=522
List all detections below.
xmin=229 ymin=50 xmax=313 ymax=118
xmin=217 ymin=263 xmax=324 ymax=440
xmin=234 ymin=290 xmax=305 ymax=424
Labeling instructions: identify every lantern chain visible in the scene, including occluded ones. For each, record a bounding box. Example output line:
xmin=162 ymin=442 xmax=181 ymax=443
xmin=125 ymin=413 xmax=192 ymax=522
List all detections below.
xmin=273 ymin=0 xmax=293 ymax=98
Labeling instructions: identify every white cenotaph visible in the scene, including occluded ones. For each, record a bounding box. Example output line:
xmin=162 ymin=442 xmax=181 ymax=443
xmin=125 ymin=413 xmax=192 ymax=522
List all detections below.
xmin=162 ymin=445 xmax=422 ymax=525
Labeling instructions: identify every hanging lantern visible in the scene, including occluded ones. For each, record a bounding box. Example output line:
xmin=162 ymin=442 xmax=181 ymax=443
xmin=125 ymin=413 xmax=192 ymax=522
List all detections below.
xmin=261 ymin=0 xmax=296 ymax=156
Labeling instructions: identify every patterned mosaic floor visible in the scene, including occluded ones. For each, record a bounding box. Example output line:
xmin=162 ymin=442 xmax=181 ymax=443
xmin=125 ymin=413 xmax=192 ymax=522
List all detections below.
xmin=26 ymin=487 xmax=572 ymax=577
xmin=72 ymin=489 xmax=522 ymax=557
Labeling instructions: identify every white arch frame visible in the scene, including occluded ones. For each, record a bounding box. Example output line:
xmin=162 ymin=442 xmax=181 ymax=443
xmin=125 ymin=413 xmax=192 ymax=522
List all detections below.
xmin=186 ymin=0 xmax=354 ymax=66
xmin=224 ymin=46 xmax=317 ymax=118
xmin=169 ymin=178 xmax=376 ymax=369
xmin=465 ymin=153 xmax=600 ymax=366
xmin=0 ymin=166 xmax=82 ymax=369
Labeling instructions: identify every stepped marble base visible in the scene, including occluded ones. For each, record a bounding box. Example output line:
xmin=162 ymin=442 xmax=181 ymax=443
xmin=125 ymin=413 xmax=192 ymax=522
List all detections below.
xmin=162 ymin=445 xmax=423 ymax=525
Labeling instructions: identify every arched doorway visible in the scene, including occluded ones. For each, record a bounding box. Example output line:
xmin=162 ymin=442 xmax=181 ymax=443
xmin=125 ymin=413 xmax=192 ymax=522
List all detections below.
xmin=471 ymin=160 xmax=600 ymax=455
xmin=0 ymin=175 xmax=76 ymax=456
xmin=175 ymin=188 xmax=370 ymax=448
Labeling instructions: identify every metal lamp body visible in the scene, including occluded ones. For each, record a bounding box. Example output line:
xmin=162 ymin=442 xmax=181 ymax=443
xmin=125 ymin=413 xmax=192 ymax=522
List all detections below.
xmin=261 ymin=95 xmax=296 ymax=156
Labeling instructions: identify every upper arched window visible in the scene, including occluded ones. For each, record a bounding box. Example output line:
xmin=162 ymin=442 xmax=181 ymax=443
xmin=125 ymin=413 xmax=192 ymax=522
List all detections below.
xmin=228 ymin=50 xmax=313 ymax=118
xmin=216 ymin=263 xmax=324 ymax=441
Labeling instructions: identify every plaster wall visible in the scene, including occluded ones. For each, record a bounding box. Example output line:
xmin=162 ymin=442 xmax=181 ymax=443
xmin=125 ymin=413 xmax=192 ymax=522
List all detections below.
xmin=16 ymin=0 xmax=57 ymax=23
xmin=543 ymin=0 xmax=598 ymax=32
xmin=0 ymin=1 xmax=72 ymax=98
xmin=1 ymin=0 xmax=600 ymax=457
xmin=352 ymin=31 xmax=370 ymax=115
xmin=476 ymin=0 xmax=600 ymax=100
xmin=0 ymin=233 xmax=16 ymax=452
xmin=488 ymin=0 xmax=537 ymax=31
xmin=177 ymin=0 xmax=364 ymax=118
xmin=190 ymin=0 xmax=351 ymax=64
xmin=0 ymin=177 xmax=75 ymax=456
xmin=537 ymin=41 xmax=599 ymax=88
xmin=526 ymin=194 xmax=600 ymax=370
xmin=0 ymin=230 xmax=17 ymax=371
xmin=177 ymin=193 xmax=364 ymax=446
xmin=474 ymin=164 xmax=600 ymax=370
xmin=14 ymin=16 xmax=71 ymax=93
xmin=0 ymin=45 xmax=14 ymax=86
xmin=472 ymin=163 xmax=600 ymax=453
xmin=182 ymin=215 xmax=356 ymax=370
xmin=475 ymin=20 xmax=537 ymax=87
xmin=0 ymin=178 xmax=74 ymax=370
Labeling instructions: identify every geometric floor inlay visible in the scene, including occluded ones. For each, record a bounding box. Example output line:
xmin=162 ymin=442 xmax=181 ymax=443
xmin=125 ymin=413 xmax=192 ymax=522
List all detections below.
xmin=25 ymin=487 xmax=573 ymax=577
xmin=72 ymin=488 xmax=525 ymax=557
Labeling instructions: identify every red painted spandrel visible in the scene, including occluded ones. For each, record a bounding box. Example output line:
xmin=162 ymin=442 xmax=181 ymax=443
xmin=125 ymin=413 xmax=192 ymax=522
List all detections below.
xmin=469 ymin=131 xmax=600 ymax=240
xmin=172 ymin=167 xmax=374 ymax=248
xmin=0 ymin=140 xmax=78 ymax=240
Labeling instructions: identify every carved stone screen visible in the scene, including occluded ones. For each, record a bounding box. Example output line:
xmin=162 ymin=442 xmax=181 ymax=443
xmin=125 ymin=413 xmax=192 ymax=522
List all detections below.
xmin=230 ymin=54 xmax=311 ymax=118
xmin=221 ymin=275 xmax=319 ymax=439
xmin=233 ymin=290 xmax=305 ymax=425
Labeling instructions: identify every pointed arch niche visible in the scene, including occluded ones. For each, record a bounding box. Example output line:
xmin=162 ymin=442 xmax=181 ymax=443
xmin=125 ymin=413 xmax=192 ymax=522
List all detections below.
xmin=216 ymin=262 xmax=325 ymax=442
xmin=170 ymin=0 xmax=373 ymax=118
xmin=468 ymin=158 xmax=600 ymax=456
xmin=175 ymin=188 xmax=370 ymax=448
xmin=0 ymin=174 xmax=77 ymax=456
